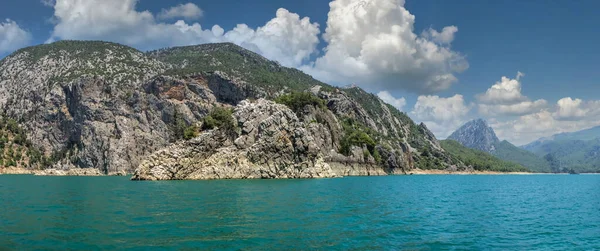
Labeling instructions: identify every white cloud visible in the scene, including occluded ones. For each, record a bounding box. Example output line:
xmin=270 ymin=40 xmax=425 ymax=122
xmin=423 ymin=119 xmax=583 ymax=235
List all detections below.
xmin=422 ymin=26 xmax=458 ymax=44
xmin=46 ymin=0 xmax=320 ymax=68
xmin=303 ymin=0 xmax=468 ymax=94
xmin=377 ymin=91 xmax=406 ymax=111
xmin=491 ymin=109 xmax=600 ymax=145
xmin=553 ymin=97 xmax=600 ymax=121
xmin=0 ymin=19 xmax=32 ymax=55
xmin=157 ymin=3 xmax=203 ymax=20
xmin=232 ymin=8 xmax=320 ymax=67
xmin=476 ymin=72 xmax=547 ymax=116
xmin=411 ymin=94 xmax=472 ymax=138
xmin=477 ymin=73 xmax=527 ymax=104
xmin=479 ymin=100 xmax=548 ymax=116
xmin=41 ymin=0 xmax=55 ymax=7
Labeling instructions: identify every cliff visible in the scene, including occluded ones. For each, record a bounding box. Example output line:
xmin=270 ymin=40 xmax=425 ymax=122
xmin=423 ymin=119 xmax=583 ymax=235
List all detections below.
xmin=0 ymin=41 xmax=467 ymax=178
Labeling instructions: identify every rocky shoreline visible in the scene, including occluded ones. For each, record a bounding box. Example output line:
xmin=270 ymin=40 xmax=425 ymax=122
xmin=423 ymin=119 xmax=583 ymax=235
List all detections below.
xmin=0 ymin=167 xmax=128 ymax=176
xmin=408 ymin=169 xmax=534 ymax=175
xmin=1 ymin=166 xmax=537 ymax=177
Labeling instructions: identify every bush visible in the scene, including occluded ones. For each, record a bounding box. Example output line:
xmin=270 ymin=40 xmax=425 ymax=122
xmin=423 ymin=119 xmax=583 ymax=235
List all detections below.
xmin=183 ymin=124 xmax=199 ymax=140
xmin=339 ymin=118 xmax=378 ymax=156
xmin=275 ymin=92 xmax=326 ymax=114
xmin=201 ymin=107 xmax=236 ymax=131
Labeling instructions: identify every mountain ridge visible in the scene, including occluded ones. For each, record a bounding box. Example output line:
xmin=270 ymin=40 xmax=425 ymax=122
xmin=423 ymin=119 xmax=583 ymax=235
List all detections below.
xmin=521 ymin=125 xmax=600 ymax=173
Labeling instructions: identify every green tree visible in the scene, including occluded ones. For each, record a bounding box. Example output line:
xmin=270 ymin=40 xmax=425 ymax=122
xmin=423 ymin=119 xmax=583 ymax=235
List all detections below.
xmin=201 ymin=107 xmax=236 ymax=132
xmin=275 ymin=92 xmax=326 ymax=114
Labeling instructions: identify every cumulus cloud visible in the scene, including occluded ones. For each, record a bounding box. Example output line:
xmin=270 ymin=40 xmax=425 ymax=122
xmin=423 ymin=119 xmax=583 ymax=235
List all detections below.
xmin=377 ymin=91 xmax=406 ymax=111
xmin=0 ymin=19 xmax=32 ymax=55
xmin=553 ymin=97 xmax=600 ymax=121
xmin=303 ymin=0 xmax=468 ymax=94
xmin=476 ymin=72 xmax=547 ymax=116
xmin=411 ymin=94 xmax=472 ymax=138
xmin=46 ymin=0 xmax=319 ymax=68
xmin=157 ymin=3 xmax=203 ymax=20
xmin=477 ymin=72 xmax=527 ymax=104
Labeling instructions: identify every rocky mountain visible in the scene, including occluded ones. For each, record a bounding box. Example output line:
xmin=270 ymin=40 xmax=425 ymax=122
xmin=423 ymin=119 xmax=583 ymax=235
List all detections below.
xmin=448 ymin=119 xmax=551 ymax=173
xmin=448 ymin=119 xmax=499 ymax=152
xmin=522 ymin=126 xmax=600 ymax=173
xmin=0 ymin=40 xmax=475 ymax=178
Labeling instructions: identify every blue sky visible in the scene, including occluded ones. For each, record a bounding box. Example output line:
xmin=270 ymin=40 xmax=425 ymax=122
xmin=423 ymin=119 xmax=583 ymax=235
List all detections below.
xmin=1 ymin=0 xmax=599 ymax=145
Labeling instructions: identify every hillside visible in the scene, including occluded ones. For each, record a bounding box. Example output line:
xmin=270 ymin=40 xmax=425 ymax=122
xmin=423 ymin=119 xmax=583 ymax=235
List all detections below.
xmin=0 ymin=40 xmax=471 ymax=177
xmin=0 ymin=115 xmax=45 ymax=170
xmin=527 ymin=139 xmax=600 ymax=173
xmin=148 ymin=43 xmax=333 ymax=95
xmin=521 ymin=126 xmax=600 ymax=173
xmin=492 ymin=140 xmax=551 ymax=173
xmin=449 ymin=119 xmax=551 ymax=173
xmin=440 ymin=140 xmax=529 ymax=172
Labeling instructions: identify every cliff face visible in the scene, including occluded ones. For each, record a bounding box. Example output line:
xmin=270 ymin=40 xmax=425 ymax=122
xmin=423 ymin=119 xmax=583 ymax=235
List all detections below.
xmin=0 ymin=41 xmax=465 ymax=177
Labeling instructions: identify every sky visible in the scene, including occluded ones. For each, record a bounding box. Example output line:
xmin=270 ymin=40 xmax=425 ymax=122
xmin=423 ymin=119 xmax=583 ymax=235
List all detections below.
xmin=1 ymin=0 xmax=599 ymax=145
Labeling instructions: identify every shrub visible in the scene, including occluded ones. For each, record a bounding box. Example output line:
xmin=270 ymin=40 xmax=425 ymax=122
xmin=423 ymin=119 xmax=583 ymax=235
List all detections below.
xmin=183 ymin=124 xmax=199 ymax=140
xmin=201 ymin=107 xmax=236 ymax=131
xmin=275 ymin=92 xmax=326 ymax=114
xmin=339 ymin=118 xmax=378 ymax=156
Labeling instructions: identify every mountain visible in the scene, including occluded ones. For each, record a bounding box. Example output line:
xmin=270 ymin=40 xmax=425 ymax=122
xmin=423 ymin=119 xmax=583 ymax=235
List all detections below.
xmin=521 ymin=126 xmax=600 ymax=173
xmin=491 ymin=140 xmax=551 ymax=173
xmin=440 ymin=140 xmax=529 ymax=172
xmin=0 ymin=40 xmax=487 ymax=178
xmin=522 ymin=125 xmax=600 ymax=151
xmin=448 ymin=119 xmax=499 ymax=152
xmin=448 ymin=119 xmax=551 ymax=173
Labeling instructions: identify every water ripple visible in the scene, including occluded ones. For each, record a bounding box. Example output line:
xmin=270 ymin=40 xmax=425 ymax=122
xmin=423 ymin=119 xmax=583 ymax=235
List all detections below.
xmin=1 ymin=175 xmax=599 ymax=250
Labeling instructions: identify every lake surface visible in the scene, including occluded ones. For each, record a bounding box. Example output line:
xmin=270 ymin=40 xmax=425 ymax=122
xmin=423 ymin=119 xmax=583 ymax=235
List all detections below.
xmin=1 ymin=175 xmax=599 ymax=250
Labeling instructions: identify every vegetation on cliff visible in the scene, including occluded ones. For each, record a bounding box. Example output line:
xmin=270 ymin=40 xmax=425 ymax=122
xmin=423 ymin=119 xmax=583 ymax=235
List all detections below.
xmin=148 ymin=43 xmax=335 ymax=95
xmin=201 ymin=107 xmax=237 ymax=132
xmin=0 ymin=116 xmax=45 ymax=169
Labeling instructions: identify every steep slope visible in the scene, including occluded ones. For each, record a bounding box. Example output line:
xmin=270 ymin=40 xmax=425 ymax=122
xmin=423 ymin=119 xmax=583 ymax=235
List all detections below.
xmin=0 ymin=41 xmax=237 ymax=173
xmin=1 ymin=41 xmax=468 ymax=176
xmin=440 ymin=140 xmax=529 ymax=172
xmin=448 ymin=119 xmax=551 ymax=173
xmin=448 ymin=119 xmax=499 ymax=152
xmin=0 ymin=115 xmax=45 ymax=170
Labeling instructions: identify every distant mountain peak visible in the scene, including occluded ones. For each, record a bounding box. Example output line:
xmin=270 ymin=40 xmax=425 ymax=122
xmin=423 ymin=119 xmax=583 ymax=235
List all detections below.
xmin=448 ymin=119 xmax=499 ymax=153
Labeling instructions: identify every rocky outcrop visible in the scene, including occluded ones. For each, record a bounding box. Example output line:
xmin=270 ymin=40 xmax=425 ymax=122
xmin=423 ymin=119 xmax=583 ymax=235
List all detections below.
xmin=34 ymin=168 xmax=103 ymax=176
xmin=133 ymin=99 xmax=345 ymax=180
xmin=132 ymin=99 xmax=405 ymax=180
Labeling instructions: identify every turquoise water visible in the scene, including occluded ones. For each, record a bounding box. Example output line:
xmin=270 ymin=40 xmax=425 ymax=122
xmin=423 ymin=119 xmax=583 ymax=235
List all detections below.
xmin=1 ymin=175 xmax=599 ymax=250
